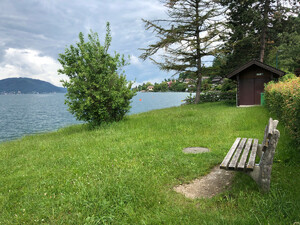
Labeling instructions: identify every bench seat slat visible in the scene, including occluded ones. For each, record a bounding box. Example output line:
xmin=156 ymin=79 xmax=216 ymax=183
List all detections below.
xmin=237 ymin=138 xmax=253 ymax=171
xmin=220 ymin=138 xmax=241 ymax=169
xmin=228 ymin=138 xmax=247 ymax=170
xmin=247 ymin=139 xmax=259 ymax=171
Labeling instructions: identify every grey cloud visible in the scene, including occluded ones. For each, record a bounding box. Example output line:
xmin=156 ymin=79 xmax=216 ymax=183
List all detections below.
xmin=0 ymin=0 xmax=170 ymax=84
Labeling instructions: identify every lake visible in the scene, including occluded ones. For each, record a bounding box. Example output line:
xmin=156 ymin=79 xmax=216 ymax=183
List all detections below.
xmin=0 ymin=92 xmax=192 ymax=142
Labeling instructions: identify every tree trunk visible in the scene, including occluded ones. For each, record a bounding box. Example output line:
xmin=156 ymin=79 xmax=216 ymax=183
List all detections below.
xmin=259 ymin=0 xmax=270 ymax=63
xmin=194 ymin=70 xmax=202 ymax=104
xmin=194 ymin=0 xmax=202 ymax=104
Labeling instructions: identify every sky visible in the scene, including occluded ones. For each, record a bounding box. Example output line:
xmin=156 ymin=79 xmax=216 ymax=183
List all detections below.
xmin=0 ymin=0 xmax=214 ymax=87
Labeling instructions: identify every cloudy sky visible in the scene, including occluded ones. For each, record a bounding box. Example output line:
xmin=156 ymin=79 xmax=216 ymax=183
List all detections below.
xmin=0 ymin=0 xmax=187 ymax=87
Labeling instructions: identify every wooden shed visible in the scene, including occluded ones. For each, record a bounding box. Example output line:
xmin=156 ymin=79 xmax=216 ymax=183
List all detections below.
xmin=228 ymin=59 xmax=285 ymax=106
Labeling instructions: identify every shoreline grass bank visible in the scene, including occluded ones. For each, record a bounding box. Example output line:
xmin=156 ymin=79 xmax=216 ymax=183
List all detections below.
xmin=0 ymin=102 xmax=299 ymax=224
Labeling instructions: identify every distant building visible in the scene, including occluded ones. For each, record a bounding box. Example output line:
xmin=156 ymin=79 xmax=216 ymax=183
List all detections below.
xmin=211 ymin=76 xmax=224 ymax=84
xmin=147 ymin=86 xmax=154 ymax=91
xmin=167 ymin=80 xmax=176 ymax=88
xmin=183 ymin=78 xmax=195 ymax=84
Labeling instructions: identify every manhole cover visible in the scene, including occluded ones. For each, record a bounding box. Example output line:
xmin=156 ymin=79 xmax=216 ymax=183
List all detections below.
xmin=183 ymin=147 xmax=210 ymax=154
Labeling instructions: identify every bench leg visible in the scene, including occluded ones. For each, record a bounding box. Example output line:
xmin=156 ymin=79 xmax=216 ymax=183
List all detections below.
xmin=247 ymin=130 xmax=280 ymax=192
xmin=248 ymin=165 xmax=271 ymax=192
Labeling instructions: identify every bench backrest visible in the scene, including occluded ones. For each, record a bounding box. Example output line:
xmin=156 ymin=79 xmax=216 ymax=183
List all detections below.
xmin=259 ymin=118 xmax=280 ymax=191
xmin=262 ymin=118 xmax=279 ymax=151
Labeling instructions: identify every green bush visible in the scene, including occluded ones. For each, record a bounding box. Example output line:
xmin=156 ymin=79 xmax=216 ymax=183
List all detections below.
xmin=265 ymin=76 xmax=300 ymax=143
xmin=185 ymin=91 xmax=236 ymax=104
xmin=58 ymin=23 xmax=136 ymax=126
xmin=279 ymin=73 xmax=297 ymax=82
xmin=220 ymin=78 xmax=237 ymax=92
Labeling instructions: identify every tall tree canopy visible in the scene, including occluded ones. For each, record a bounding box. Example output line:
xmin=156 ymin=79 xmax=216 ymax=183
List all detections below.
xmin=140 ymin=0 xmax=224 ymax=103
xmin=265 ymin=15 xmax=300 ymax=72
xmin=220 ymin=0 xmax=300 ymax=73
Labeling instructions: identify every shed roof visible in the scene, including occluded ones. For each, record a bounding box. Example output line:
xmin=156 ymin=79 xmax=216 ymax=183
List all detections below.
xmin=227 ymin=59 xmax=286 ymax=79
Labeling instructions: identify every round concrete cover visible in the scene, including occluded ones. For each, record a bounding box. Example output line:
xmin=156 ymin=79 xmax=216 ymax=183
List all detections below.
xmin=183 ymin=147 xmax=210 ymax=154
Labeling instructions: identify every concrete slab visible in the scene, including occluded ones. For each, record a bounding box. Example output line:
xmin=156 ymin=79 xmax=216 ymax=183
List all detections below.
xmin=183 ymin=147 xmax=210 ymax=154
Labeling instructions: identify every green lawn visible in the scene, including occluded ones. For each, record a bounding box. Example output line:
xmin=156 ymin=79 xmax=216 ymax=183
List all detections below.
xmin=0 ymin=102 xmax=299 ymax=224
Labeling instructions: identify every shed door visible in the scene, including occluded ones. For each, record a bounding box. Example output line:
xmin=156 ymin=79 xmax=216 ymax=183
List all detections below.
xmin=239 ymin=78 xmax=254 ymax=105
xmin=239 ymin=78 xmax=266 ymax=105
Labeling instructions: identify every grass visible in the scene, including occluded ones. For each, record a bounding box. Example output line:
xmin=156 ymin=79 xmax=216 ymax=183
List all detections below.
xmin=0 ymin=102 xmax=299 ymax=224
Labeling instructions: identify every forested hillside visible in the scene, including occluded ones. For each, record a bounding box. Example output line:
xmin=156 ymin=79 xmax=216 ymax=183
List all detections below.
xmin=0 ymin=77 xmax=66 ymax=94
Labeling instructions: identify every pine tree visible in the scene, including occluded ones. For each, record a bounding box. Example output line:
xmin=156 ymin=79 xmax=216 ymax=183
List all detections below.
xmin=140 ymin=0 xmax=224 ymax=104
xmin=220 ymin=0 xmax=300 ymax=70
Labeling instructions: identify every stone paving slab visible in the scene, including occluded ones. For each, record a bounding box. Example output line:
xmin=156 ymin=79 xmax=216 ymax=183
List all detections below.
xmin=183 ymin=147 xmax=210 ymax=154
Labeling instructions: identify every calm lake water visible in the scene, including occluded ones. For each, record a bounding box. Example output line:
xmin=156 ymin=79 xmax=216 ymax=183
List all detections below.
xmin=0 ymin=92 xmax=192 ymax=142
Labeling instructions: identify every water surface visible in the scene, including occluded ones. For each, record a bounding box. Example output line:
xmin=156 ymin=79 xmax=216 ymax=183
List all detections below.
xmin=0 ymin=92 xmax=192 ymax=142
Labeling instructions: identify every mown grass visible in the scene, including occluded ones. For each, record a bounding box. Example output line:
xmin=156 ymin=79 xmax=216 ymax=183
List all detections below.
xmin=0 ymin=102 xmax=299 ymax=224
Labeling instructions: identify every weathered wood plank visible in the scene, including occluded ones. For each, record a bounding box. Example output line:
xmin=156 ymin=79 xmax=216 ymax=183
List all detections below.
xmin=237 ymin=138 xmax=253 ymax=171
xmin=228 ymin=138 xmax=247 ymax=170
xmin=247 ymin=139 xmax=259 ymax=171
xmin=220 ymin=138 xmax=241 ymax=169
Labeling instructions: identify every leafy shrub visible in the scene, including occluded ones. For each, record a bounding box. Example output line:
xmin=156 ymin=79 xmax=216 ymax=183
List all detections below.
xmin=265 ymin=76 xmax=300 ymax=142
xmin=58 ymin=23 xmax=136 ymax=126
xmin=184 ymin=91 xmax=236 ymax=104
xmin=201 ymin=79 xmax=212 ymax=91
xmin=279 ymin=73 xmax=297 ymax=82
xmin=220 ymin=78 xmax=237 ymax=92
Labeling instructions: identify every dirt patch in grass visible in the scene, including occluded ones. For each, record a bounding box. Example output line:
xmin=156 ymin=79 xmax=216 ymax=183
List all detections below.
xmin=174 ymin=165 xmax=234 ymax=199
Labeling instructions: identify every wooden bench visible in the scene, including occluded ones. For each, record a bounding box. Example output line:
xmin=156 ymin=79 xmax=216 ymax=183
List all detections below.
xmin=220 ymin=118 xmax=280 ymax=192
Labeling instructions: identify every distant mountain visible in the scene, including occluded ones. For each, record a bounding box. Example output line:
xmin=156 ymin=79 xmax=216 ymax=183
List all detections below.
xmin=0 ymin=77 xmax=67 ymax=94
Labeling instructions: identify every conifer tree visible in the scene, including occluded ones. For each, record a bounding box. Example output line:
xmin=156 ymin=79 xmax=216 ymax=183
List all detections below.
xmin=220 ymin=0 xmax=300 ymax=70
xmin=140 ymin=0 xmax=224 ymax=104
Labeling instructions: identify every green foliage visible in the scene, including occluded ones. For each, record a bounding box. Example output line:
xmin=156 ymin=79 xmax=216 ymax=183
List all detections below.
xmin=219 ymin=78 xmax=237 ymax=92
xmin=219 ymin=0 xmax=262 ymax=72
xmin=222 ymin=36 xmax=260 ymax=74
xmin=279 ymin=73 xmax=297 ymax=82
xmin=169 ymin=82 xmax=187 ymax=92
xmin=265 ymin=29 xmax=300 ymax=73
xmin=178 ymin=72 xmax=192 ymax=81
xmin=211 ymin=53 xmax=228 ymax=77
xmin=220 ymin=1 xmax=300 ymax=73
xmin=134 ymin=80 xmax=188 ymax=93
xmin=265 ymin=77 xmax=300 ymax=143
xmin=58 ymin=23 xmax=135 ymax=126
xmin=185 ymin=91 xmax=236 ymax=104
xmin=277 ymin=32 xmax=300 ymax=72
xmin=153 ymin=82 xmax=168 ymax=92
xmin=201 ymin=79 xmax=212 ymax=92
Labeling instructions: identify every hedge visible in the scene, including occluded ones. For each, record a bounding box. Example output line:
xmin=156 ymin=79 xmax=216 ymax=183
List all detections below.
xmin=185 ymin=91 xmax=236 ymax=104
xmin=265 ymin=77 xmax=300 ymax=143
